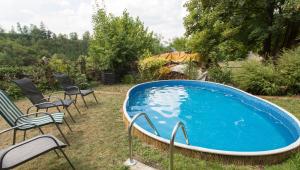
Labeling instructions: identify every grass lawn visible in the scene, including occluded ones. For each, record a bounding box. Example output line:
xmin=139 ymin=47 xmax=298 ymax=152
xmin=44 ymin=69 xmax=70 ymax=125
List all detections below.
xmin=0 ymin=84 xmax=299 ymax=170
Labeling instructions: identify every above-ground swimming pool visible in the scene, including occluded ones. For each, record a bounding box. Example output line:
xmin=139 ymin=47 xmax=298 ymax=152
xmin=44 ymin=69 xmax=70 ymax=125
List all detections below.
xmin=123 ymin=80 xmax=300 ymax=163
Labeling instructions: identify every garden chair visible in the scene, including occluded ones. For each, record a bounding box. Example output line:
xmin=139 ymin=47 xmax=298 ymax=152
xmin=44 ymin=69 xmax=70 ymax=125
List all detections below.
xmin=0 ymin=90 xmax=70 ymax=145
xmin=13 ymin=78 xmax=80 ymax=123
xmin=0 ymin=124 xmax=75 ymax=169
xmin=53 ymin=73 xmax=98 ymax=108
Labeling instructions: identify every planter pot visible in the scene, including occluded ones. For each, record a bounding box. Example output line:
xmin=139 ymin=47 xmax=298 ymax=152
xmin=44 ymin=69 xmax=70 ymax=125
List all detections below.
xmin=101 ymin=71 xmax=116 ymax=84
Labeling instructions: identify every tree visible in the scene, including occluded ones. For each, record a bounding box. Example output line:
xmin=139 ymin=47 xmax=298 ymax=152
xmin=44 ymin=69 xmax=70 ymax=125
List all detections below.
xmin=0 ymin=23 xmax=90 ymax=66
xmin=184 ymin=0 xmax=300 ymax=61
xmin=69 ymin=32 xmax=78 ymax=40
xmin=9 ymin=26 xmax=16 ymax=34
xmin=0 ymin=27 xmax=4 ymax=33
xmin=82 ymin=31 xmax=90 ymax=41
xmin=17 ymin=22 xmax=23 ymax=33
xmin=39 ymin=22 xmax=47 ymax=39
xmin=89 ymin=9 xmax=165 ymax=76
xmin=169 ymin=37 xmax=188 ymax=51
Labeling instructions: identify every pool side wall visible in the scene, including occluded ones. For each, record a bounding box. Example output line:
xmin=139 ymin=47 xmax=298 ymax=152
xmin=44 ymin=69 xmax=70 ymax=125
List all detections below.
xmin=123 ymin=80 xmax=300 ymax=165
xmin=122 ymin=111 xmax=299 ymax=165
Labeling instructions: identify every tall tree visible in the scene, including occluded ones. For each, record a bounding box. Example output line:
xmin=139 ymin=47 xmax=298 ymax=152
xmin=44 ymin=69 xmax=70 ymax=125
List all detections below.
xmin=0 ymin=23 xmax=90 ymax=66
xmin=184 ymin=0 xmax=300 ymax=60
xmin=69 ymin=32 xmax=78 ymax=40
xmin=82 ymin=31 xmax=90 ymax=41
xmin=89 ymin=9 xmax=165 ymax=76
xmin=169 ymin=37 xmax=188 ymax=51
xmin=0 ymin=27 xmax=4 ymax=33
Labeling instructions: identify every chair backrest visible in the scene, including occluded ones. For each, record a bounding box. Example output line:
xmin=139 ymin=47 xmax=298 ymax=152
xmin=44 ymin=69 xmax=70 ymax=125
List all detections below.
xmin=13 ymin=78 xmax=46 ymax=105
xmin=0 ymin=90 xmax=24 ymax=127
xmin=53 ymin=73 xmax=74 ymax=90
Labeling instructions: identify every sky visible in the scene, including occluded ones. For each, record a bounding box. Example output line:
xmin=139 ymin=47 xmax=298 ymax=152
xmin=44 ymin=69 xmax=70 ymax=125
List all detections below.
xmin=0 ymin=0 xmax=187 ymax=41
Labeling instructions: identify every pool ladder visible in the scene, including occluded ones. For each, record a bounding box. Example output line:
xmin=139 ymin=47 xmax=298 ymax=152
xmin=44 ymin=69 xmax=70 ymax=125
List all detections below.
xmin=169 ymin=121 xmax=189 ymax=170
xmin=127 ymin=112 xmax=189 ymax=170
xmin=127 ymin=112 xmax=160 ymax=166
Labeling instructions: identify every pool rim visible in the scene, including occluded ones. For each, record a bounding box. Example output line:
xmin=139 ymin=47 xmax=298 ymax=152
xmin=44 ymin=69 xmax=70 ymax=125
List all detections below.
xmin=123 ymin=80 xmax=300 ymax=156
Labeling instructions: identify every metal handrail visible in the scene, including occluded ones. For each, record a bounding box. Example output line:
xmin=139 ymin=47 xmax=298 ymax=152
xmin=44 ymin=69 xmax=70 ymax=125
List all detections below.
xmin=128 ymin=112 xmax=160 ymax=165
xmin=169 ymin=121 xmax=189 ymax=170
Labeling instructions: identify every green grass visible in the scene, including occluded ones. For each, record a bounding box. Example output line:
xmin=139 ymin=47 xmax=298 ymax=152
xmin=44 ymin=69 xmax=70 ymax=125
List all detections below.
xmin=0 ymin=84 xmax=299 ymax=170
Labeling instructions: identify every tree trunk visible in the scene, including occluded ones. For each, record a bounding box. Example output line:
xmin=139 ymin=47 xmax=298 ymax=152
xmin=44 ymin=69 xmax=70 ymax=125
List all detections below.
xmin=282 ymin=21 xmax=300 ymax=49
xmin=262 ymin=1 xmax=275 ymax=59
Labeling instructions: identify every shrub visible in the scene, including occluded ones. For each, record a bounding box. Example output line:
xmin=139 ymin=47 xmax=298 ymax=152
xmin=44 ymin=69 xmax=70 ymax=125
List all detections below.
xmin=158 ymin=67 xmax=171 ymax=79
xmin=184 ymin=61 xmax=199 ymax=80
xmin=208 ymin=65 xmax=233 ymax=84
xmin=232 ymin=61 xmax=281 ymax=95
xmin=138 ymin=57 xmax=167 ymax=81
xmin=49 ymin=54 xmax=68 ymax=73
xmin=6 ymin=84 xmax=22 ymax=99
xmin=0 ymin=66 xmax=31 ymax=99
xmin=73 ymin=73 xmax=89 ymax=89
xmin=122 ymin=74 xmax=136 ymax=84
xmin=277 ymin=46 xmax=300 ymax=94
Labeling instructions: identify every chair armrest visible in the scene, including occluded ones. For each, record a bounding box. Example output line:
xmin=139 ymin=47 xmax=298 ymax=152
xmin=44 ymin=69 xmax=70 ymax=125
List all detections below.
xmin=0 ymin=123 xmax=39 ymax=135
xmin=26 ymin=102 xmax=57 ymax=114
xmin=14 ymin=112 xmax=57 ymax=126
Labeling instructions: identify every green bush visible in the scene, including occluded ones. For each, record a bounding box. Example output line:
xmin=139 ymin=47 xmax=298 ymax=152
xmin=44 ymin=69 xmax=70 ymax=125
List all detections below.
xmin=6 ymin=84 xmax=22 ymax=99
xmin=0 ymin=60 xmax=90 ymax=99
xmin=232 ymin=61 xmax=281 ymax=95
xmin=122 ymin=74 xmax=136 ymax=84
xmin=277 ymin=46 xmax=300 ymax=94
xmin=73 ymin=73 xmax=89 ymax=89
xmin=184 ymin=60 xmax=199 ymax=80
xmin=208 ymin=66 xmax=233 ymax=84
xmin=138 ymin=57 xmax=167 ymax=81
xmin=0 ymin=67 xmax=30 ymax=99
xmin=49 ymin=54 xmax=68 ymax=73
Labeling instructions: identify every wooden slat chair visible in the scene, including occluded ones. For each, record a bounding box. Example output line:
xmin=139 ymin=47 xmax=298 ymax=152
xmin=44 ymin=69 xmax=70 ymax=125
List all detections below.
xmin=0 ymin=124 xmax=75 ymax=170
xmin=0 ymin=90 xmax=70 ymax=145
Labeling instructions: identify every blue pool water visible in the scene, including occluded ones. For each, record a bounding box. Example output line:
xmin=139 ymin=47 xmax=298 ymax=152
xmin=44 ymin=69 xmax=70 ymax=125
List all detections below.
xmin=125 ymin=81 xmax=300 ymax=152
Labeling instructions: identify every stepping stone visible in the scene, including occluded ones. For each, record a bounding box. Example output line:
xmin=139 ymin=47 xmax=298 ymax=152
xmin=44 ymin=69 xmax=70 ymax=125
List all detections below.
xmin=124 ymin=159 xmax=157 ymax=170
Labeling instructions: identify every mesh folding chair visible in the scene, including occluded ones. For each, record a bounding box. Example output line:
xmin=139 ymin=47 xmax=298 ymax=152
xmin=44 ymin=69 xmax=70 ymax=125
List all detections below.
xmin=0 ymin=90 xmax=71 ymax=145
xmin=13 ymin=78 xmax=81 ymax=123
xmin=53 ymin=73 xmax=98 ymax=108
xmin=0 ymin=124 xmax=75 ymax=170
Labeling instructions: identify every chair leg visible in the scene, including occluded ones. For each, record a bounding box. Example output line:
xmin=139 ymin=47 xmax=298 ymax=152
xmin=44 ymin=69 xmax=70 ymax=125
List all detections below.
xmin=38 ymin=127 xmax=44 ymax=134
xmin=65 ymin=107 xmax=76 ymax=123
xmin=73 ymin=103 xmax=81 ymax=114
xmin=54 ymin=123 xmax=70 ymax=146
xmin=81 ymin=95 xmax=88 ymax=108
xmin=63 ymin=118 xmax=73 ymax=132
xmin=23 ymin=130 xmax=26 ymax=141
xmin=92 ymin=92 xmax=99 ymax=104
xmin=56 ymin=106 xmax=61 ymax=112
xmin=59 ymin=148 xmax=75 ymax=170
xmin=23 ymin=127 xmax=44 ymax=142
xmin=64 ymin=93 xmax=67 ymax=100
xmin=53 ymin=149 xmax=60 ymax=157
xmin=74 ymin=94 xmax=78 ymax=104
xmin=13 ymin=129 xmax=17 ymax=145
